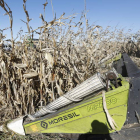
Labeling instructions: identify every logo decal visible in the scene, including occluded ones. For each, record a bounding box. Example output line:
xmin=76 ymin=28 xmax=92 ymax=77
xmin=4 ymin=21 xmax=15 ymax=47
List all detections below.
xmin=41 ymin=121 xmax=48 ymax=129
xmin=87 ymin=97 xmax=117 ymax=112
xmin=39 ymin=110 xmax=82 ymax=128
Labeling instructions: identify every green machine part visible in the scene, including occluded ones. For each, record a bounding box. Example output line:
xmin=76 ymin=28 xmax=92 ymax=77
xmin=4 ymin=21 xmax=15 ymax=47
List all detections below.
xmin=105 ymin=53 xmax=122 ymax=65
xmin=24 ymin=78 xmax=129 ymax=134
xmin=26 ymin=36 xmax=34 ymax=47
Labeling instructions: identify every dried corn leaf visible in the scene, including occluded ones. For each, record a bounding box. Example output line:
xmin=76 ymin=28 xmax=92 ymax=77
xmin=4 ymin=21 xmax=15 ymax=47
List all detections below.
xmin=14 ymin=63 xmax=27 ymax=69
xmin=23 ymin=71 xmax=38 ymax=78
xmin=102 ymin=90 xmax=118 ymax=130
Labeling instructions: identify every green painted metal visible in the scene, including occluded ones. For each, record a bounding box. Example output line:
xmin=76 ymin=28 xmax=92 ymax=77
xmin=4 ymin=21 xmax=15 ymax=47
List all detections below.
xmin=105 ymin=53 xmax=122 ymax=65
xmin=26 ymin=36 xmax=34 ymax=47
xmin=24 ymin=77 xmax=129 ymax=134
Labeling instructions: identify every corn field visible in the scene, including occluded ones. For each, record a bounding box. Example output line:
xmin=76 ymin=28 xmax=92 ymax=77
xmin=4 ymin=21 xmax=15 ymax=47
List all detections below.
xmin=0 ymin=0 xmax=140 ymax=139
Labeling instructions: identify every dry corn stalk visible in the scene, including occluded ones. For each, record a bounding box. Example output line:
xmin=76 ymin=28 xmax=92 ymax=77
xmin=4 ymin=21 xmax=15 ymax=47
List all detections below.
xmin=0 ymin=0 xmax=140 ymax=128
xmin=102 ymin=90 xmax=118 ymax=130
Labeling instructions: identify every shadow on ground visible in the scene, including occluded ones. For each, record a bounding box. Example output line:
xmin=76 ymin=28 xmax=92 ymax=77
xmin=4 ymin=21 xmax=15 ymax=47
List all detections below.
xmin=78 ymin=120 xmax=112 ymax=140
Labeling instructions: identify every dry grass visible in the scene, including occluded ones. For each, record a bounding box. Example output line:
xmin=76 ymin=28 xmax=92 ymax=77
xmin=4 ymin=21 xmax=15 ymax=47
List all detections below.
xmin=0 ymin=131 xmax=70 ymax=140
xmin=0 ymin=0 xmax=140 ymax=139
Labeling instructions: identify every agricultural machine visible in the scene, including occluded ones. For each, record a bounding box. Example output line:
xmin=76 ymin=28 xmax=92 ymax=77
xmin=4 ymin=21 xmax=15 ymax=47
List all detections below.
xmin=1 ymin=53 xmax=140 ymax=140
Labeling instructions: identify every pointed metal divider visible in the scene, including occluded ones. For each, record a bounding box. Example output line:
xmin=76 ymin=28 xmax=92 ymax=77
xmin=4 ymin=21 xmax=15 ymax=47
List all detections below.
xmin=122 ymin=53 xmax=140 ymax=124
xmin=122 ymin=53 xmax=140 ymax=77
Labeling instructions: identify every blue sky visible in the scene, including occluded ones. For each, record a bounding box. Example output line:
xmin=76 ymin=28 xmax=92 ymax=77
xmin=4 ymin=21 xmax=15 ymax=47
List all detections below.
xmin=0 ymin=0 xmax=140 ymax=39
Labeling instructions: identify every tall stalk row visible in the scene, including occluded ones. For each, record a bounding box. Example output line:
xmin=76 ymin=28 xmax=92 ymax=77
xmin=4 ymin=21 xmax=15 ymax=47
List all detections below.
xmin=0 ymin=0 xmax=140 ymax=125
